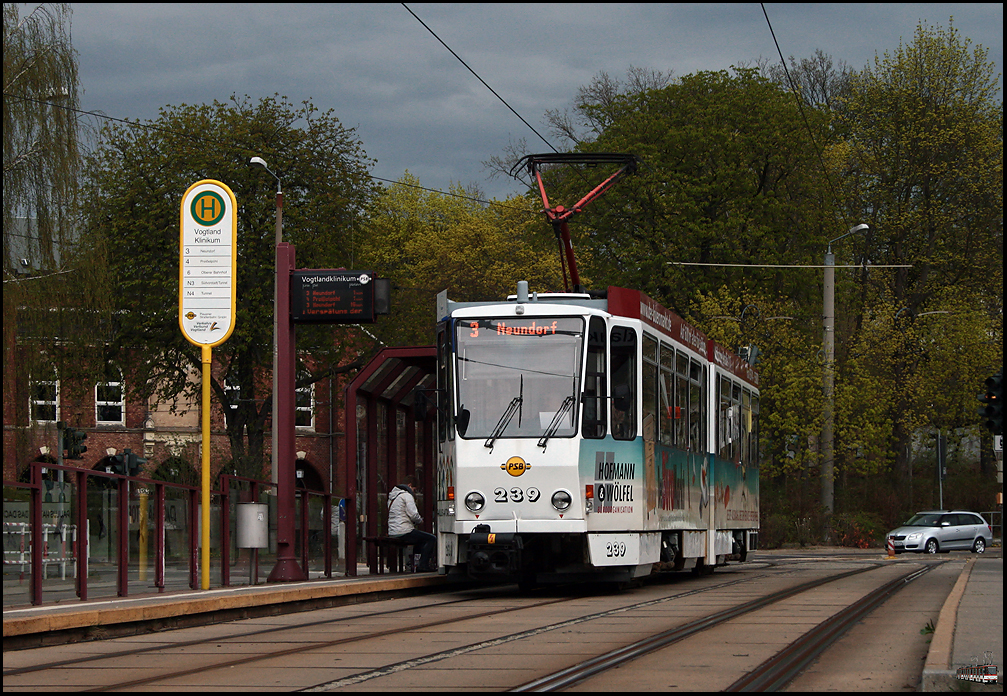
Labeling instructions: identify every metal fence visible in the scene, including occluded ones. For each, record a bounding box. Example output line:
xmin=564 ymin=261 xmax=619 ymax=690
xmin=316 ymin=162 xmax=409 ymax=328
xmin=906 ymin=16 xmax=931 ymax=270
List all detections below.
xmin=3 ymin=462 xmax=343 ymax=608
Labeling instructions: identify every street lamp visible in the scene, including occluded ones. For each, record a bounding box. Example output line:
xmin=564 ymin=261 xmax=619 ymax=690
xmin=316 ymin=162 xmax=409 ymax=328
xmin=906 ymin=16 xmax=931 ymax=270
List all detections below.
xmin=250 ymin=156 xmax=303 ymax=581
xmin=822 ymin=223 xmax=869 ymax=534
xmin=249 ymin=157 xmax=283 ymax=486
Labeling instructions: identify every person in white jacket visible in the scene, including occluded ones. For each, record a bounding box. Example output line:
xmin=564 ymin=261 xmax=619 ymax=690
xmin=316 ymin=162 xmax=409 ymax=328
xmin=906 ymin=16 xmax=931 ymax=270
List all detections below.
xmin=387 ymin=479 xmax=436 ymax=571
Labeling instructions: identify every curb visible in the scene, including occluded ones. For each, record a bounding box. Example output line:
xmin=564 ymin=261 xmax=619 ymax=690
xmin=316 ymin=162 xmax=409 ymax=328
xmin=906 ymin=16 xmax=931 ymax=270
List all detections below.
xmin=3 ymin=573 xmax=447 ymax=641
xmin=921 ymin=558 xmax=974 ymax=692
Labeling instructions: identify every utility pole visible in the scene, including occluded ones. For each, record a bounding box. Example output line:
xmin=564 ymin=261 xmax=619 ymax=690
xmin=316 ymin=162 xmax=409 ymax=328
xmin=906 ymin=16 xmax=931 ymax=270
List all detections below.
xmin=822 ymin=223 xmax=868 ymax=540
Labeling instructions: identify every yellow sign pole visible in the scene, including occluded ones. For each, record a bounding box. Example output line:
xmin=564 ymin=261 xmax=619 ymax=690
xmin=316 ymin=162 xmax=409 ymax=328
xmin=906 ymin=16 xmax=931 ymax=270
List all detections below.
xmin=201 ymin=344 xmax=212 ymax=589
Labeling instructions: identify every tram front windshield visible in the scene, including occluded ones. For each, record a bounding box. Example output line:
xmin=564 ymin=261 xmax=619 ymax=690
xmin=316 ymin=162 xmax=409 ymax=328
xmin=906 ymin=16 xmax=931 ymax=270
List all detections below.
xmin=455 ymin=317 xmax=584 ymax=439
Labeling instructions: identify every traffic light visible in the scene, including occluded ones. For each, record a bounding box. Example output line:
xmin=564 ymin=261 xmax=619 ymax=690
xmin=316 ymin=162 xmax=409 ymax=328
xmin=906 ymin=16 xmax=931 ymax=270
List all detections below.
xmin=66 ymin=427 xmax=88 ymax=459
xmin=124 ymin=448 xmax=147 ymax=476
xmin=978 ymin=372 xmax=1003 ymax=435
xmin=106 ymin=449 xmax=148 ymax=476
xmin=106 ymin=452 xmax=125 ymax=475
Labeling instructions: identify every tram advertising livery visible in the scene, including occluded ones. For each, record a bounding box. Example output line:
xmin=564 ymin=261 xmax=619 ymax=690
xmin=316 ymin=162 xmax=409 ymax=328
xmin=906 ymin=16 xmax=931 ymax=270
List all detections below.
xmin=429 ymin=281 xmax=759 ymax=585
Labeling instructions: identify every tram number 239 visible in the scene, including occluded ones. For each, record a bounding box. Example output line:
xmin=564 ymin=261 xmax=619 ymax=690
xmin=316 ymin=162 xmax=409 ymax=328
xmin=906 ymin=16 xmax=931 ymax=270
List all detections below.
xmin=493 ymin=487 xmax=540 ymax=504
xmin=606 ymin=541 xmax=628 ymax=557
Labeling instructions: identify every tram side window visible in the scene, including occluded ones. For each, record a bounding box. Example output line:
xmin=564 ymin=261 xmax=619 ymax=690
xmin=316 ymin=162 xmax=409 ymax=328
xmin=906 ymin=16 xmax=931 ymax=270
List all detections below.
xmin=718 ymin=376 xmax=733 ymax=461
xmin=610 ymin=325 xmax=637 ymax=440
xmin=690 ymin=360 xmax=705 ymax=453
xmin=660 ymin=343 xmax=675 ymax=446
xmin=642 ymin=334 xmax=658 ymax=443
xmin=676 ymin=354 xmax=689 ymax=448
xmin=750 ymin=394 xmax=760 ymax=468
xmin=732 ymin=382 xmax=743 ymax=464
xmin=582 ymin=317 xmax=607 ymax=439
xmin=741 ymin=389 xmax=751 ymax=465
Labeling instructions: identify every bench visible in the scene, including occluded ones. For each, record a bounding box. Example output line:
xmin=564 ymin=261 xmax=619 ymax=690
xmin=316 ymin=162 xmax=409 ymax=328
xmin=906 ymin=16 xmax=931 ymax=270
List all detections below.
xmin=362 ymin=535 xmax=415 ymax=574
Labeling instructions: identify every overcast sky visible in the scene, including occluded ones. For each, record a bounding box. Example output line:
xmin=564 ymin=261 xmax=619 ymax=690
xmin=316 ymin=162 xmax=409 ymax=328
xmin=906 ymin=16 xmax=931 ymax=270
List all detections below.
xmin=71 ymin=3 xmax=1003 ymax=201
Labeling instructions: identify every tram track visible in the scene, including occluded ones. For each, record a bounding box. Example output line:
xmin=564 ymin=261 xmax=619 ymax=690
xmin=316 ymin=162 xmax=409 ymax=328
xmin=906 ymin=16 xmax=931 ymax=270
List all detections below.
xmin=23 ymin=592 xmax=578 ymax=692
xmin=3 ymin=591 xmax=496 ymax=678
xmin=4 ymin=568 xmax=766 ymax=692
xmin=724 ymin=564 xmax=932 ymax=692
xmin=4 ymin=558 xmax=938 ymax=692
xmin=512 ymin=562 xmax=936 ymax=692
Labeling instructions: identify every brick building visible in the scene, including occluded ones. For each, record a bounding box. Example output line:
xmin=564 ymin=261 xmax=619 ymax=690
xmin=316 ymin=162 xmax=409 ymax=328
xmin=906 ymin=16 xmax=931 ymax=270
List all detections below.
xmin=3 ymin=354 xmax=349 ymax=497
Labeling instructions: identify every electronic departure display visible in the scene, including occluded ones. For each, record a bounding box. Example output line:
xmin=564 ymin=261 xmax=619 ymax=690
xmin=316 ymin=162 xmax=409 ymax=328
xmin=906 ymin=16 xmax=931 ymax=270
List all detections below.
xmin=291 ymin=270 xmax=387 ymax=324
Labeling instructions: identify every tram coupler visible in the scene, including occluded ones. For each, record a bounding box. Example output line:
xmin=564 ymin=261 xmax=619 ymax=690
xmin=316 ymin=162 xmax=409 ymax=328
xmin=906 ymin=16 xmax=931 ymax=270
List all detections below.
xmin=466 ymin=525 xmax=523 ymax=579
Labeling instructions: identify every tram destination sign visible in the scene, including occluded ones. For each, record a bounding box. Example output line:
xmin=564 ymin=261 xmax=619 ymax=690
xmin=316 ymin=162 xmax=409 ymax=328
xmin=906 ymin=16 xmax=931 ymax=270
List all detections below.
xmin=291 ymin=270 xmax=389 ymax=324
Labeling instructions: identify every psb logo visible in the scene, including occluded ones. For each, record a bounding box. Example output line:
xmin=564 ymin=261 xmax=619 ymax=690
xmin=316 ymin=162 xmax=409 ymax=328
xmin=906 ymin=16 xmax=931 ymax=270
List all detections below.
xmin=190 ymin=190 xmax=226 ymax=226
xmin=501 ymin=456 xmax=530 ymax=477
xmin=185 ymin=311 xmax=196 ymax=320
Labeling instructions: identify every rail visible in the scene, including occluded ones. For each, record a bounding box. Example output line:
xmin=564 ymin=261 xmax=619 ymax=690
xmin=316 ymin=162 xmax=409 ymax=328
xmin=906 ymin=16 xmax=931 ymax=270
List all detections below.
xmin=511 ymin=563 xmax=930 ymax=692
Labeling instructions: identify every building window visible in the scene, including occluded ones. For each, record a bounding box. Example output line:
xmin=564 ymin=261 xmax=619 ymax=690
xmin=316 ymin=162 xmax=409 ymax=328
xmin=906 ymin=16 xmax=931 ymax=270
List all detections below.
xmin=31 ymin=375 xmax=59 ymax=423
xmin=96 ymin=365 xmax=125 ymax=425
xmin=296 ymin=381 xmax=314 ymax=429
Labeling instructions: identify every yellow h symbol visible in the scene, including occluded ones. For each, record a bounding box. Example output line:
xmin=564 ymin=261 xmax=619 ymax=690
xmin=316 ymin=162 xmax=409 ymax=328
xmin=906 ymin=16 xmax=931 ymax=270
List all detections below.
xmin=198 ymin=195 xmax=218 ymax=221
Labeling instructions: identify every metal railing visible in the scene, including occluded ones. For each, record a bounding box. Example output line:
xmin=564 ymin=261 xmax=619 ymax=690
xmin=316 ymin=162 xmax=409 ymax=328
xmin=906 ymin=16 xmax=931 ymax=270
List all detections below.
xmin=3 ymin=462 xmax=342 ymax=608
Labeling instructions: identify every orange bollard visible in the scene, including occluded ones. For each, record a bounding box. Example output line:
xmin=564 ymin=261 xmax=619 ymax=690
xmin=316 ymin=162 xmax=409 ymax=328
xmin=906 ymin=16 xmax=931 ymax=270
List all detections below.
xmin=886 ymin=536 xmax=895 ymax=557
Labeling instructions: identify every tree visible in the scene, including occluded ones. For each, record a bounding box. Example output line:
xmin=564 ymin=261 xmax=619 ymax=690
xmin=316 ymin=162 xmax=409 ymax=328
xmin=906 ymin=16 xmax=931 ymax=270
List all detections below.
xmin=3 ymin=3 xmax=79 ymax=271
xmin=485 ymin=66 xmax=675 ymax=184
xmin=3 ymin=3 xmax=110 ymax=471
xmin=764 ymin=49 xmax=853 ymax=112
xmin=358 ymin=174 xmax=563 ymax=347
xmin=834 ymin=20 xmax=1003 ymax=488
xmin=81 ymin=95 xmax=379 ymax=478
xmin=539 ymin=68 xmax=835 ymax=318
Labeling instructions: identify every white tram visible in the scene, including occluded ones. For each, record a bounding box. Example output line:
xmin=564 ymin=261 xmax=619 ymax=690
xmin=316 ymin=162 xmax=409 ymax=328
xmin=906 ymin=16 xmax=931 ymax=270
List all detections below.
xmin=431 ymin=281 xmax=760 ymax=584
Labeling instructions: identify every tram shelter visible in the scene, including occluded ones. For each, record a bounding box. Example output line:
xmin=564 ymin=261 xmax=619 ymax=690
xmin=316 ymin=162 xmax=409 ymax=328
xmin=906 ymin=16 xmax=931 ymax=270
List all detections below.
xmin=343 ymin=346 xmax=436 ymax=575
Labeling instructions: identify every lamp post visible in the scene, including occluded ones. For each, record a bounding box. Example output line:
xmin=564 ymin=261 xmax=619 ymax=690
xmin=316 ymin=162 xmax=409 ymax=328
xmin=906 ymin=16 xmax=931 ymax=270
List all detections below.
xmin=249 ymin=157 xmax=282 ymax=486
xmin=250 ymin=157 xmax=304 ymax=581
xmin=822 ymin=223 xmax=869 ymax=536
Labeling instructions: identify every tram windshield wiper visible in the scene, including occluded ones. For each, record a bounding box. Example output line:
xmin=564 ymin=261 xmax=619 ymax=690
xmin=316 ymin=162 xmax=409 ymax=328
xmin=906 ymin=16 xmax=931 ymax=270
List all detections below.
xmin=485 ymin=376 xmax=523 ymax=450
xmin=537 ymin=395 xmax=575 ymax=450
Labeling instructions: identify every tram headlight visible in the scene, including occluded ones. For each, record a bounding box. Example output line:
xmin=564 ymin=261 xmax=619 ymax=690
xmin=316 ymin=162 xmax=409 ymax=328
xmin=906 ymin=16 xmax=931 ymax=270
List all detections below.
xmin=464 ymin=491 xmax=485 ymax=513
xmin=551 ymin=490 xmax=572 ymax=512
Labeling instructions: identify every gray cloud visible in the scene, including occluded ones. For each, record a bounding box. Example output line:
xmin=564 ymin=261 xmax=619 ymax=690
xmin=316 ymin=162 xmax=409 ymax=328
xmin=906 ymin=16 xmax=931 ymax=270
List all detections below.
xmin=72 ymin=3 xmax=1003 ymax=200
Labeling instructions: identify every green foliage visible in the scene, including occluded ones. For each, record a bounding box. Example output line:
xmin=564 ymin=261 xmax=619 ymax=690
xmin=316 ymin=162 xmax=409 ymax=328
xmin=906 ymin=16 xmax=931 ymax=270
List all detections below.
xmin=358 ymin=174 xmax=562 ymax=346
xmin=3 ymin=4 xmax=112 ymax=469
xmin=693 ymin=288 xmax=822 ymax=479
xmin=524 ymin=21 xmax=1003 ymax=531
xmin=760 ymin=513 xmax=812 ymax=549
xmin=80 ymin=95 xmax=378 ymax=477
xmin=836 ymin=18 xmax=1002 ymax=343
xmin=545 ymin=67 xmax=833 ymax=317
xmin=3 ymin=3 xmax=80 ymax=269
xmin=830 ymin=511 xmax=885 ymax=548
xmin=830 ymin=20 xmax=1003 ymax=488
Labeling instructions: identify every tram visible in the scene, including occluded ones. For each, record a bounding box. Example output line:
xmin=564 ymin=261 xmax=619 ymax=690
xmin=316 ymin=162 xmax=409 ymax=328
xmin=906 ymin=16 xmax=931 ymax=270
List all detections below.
xmin=430 ymin=281 xmax=760 ymax=584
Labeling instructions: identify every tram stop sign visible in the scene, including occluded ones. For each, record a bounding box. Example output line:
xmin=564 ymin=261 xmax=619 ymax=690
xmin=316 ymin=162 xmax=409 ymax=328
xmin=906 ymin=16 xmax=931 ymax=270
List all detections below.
xmin=179 ymin=180 xmax=238 ymax=347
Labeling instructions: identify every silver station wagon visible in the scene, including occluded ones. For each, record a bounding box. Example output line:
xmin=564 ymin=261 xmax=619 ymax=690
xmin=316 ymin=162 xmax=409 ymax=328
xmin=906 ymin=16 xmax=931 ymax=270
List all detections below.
xmin=887 ymin=510 xmax=992 ymax=554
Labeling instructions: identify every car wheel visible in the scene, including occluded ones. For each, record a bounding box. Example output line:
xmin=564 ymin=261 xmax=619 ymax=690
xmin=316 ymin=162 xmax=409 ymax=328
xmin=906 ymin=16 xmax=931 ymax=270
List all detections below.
xmin=972 ymin=538 xmax=986 ymax=554
xmin=925 ymin=538 xmax=939 ymax=554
